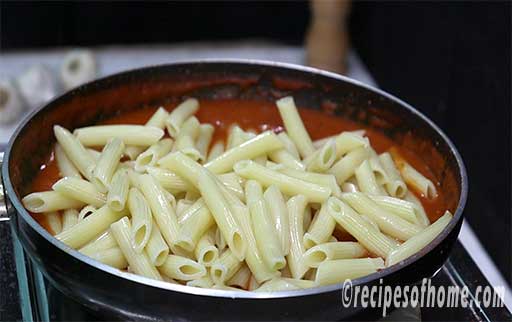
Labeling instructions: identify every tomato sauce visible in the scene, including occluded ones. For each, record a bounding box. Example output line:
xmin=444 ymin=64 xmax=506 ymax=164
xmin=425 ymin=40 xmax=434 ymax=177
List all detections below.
xmin=29 ymin=99 xmax=448 ymax=232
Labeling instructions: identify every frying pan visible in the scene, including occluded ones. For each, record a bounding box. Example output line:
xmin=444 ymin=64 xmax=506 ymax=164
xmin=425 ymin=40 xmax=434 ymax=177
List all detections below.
xmin=0 ymin=60 xmax=467 ymax=321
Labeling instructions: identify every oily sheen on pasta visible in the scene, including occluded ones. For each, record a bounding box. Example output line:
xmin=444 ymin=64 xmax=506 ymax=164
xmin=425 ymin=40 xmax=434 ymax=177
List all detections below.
xmin=22 ymin=96 xmax=452 ymax=292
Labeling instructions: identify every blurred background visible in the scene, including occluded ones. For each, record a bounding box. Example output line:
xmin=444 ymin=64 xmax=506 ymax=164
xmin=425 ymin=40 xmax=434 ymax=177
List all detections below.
xmin=0 ymin=0 xmax=510 ymax=311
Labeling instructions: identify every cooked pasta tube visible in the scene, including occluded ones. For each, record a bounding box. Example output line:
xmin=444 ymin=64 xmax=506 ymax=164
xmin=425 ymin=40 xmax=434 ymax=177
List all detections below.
xmin=177 ymin=201 xmax=215 ymax=251
xmin=52 ymin=177 xmax=106 ymax=208
xmin=158 ymin=151 xmax=204 ymax=186
xmin=268 ymin=148 xmax=305 ymax=171
xmin=369 ymin=195 xmax=421 ymax=225
xmin=227 ymin=264 xmax=252 ymax=289
xmin=187 ymin=276 xmax=214 ymax=288
xmin=110 ymin=217 xmax=162 ymax=280
xmin=263 ymin=185 xmax=290 ymax=256
xmin=107 ymin=168 xmax=129 ymax=211
xmin=176 ymin=199 xmax=193 ymax=217
xmin=79 ymin=230 xmax=117 ymax=256
xmin=165 ymin=98 xmax=200 ymax=138
xmin=218 ymin=184 xmax=278 ymax=283
xmin=22 ymin=191 xmax=85 ymax=213
xmin=315 ymin=258 xmax=384 ymax=286
xmin=197 ymin=171 xmax=246 ymax=260
xmin=124 ymin=107 xmax=170 ymax=160
xmin=398 ymin=161 xmax=438 ymax=199
xmin=196 ymin=124 xmax=215 ymax=161
xmin=304 ymin=139 xmax=337 ymax=172
xmin=137 ymin=174 xmax=183 ymax=251
xmin=277 ymin=132 xmax=300 ymax=159
xmin=194 ymin=228 xmax=219 ymax=267
xmin=177 ymin=198 xmax=205 ymax=223
xmin=160 ymin=254 xmax=207 ymax=281
xmin=211 ymin=249 xmax=243 ymax=285
xmin=234 ymin=160 xmax=331 ymax=203
xmin=128 ymin=188 xmax=153 ymax=252
xmin=145 ymin=166 xmax=193 ymax=194
xmin=56 ymin=205 xmax=128 ymax=249
xmin=78 ymin=205 xmax=96 ymax=221
xmin=204 ymin=131 xmax=284 ymax=174
xmin=278 ymin=167 xmax=342 ymax=198
xmin=368 ymin=149 xmax=389 ymax=185
xmin=286 ymin=195 xmax=309 ymax=279
xmin=207 ymin=141 xmax=225 ymax=162
xmin=88 ymin=247 xmax=128 ymax=269
xmin=62 ymin=209 xmax=79 ymax=232
xmin=172 ymin=116 xmax=201 ymax=160
xmin=328 ymin=146 xmax=369 ymax=185
xmin=218 ymin=172 xmax=245 ymax=201
xmin=215 ymin=226 xmax=227 ymax=252
xmin=387 ymin=212 xmax=452 ymax=266
xmin=53 ymin=125 xmax=96 ymax=180
xmin=226 ymin=125 xmax=247 ymax=150
xmin=303 ymin=202 xmax=336 ymax=249
xmin=146 ymin=222 xmax=170 ymax=266
xmin=303 ymin=242 xmax=367 ymax=268
xmin=355 ymin=160 xmax=387 ymax=196
xmin=54 ymin=143 xmax=81 ymax=178
xmin=74 ymin=125 xmax=164 ymax=147
xmin=404 ymin=191 xmax=430 ymax=227
xmin=134 ymin=138 xmax=173 ymax=172
xmin=341 ymin=192 xmax=422 ymax=241
xmin=46 ymin=212 xmax=63 ymax=235
xmin=276 ymin=96 xmax=315 ymax=158
xmin=246 ymin=180 xmax=286 ymax=271
xmin=87 ymin=148 xmax=101 ymax=161
xmin=327 ymin=197 xmax=396 ymax=258
xmin=92 ymin=138 xmax=125 ymax=192
xmin=255 ymin=277 xmax=315 ymax=292
xmin=333 ymin=132 xmax=370 ymax=158
xmin=379 ymin=152 xmax=407 ymax=198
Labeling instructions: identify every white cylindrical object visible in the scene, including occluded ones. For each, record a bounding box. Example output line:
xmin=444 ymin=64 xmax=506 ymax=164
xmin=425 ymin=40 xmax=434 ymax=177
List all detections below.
xmin=17 ymin=64 xmax=60 ymax=110
xmin=60 ymin=50 xmax=97 ymax=90
xmin=0 ymin=79 xmax=25 ymax=124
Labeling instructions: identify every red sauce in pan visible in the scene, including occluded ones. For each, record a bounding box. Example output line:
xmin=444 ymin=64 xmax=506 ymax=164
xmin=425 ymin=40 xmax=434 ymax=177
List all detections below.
xmin=29 ymin=99 xmax=447 ymax=234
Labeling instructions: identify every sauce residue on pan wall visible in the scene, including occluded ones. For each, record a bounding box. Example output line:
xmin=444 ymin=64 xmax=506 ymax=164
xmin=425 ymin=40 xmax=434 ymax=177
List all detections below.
xmin=29 ymin=99 xmax=447 ymax=234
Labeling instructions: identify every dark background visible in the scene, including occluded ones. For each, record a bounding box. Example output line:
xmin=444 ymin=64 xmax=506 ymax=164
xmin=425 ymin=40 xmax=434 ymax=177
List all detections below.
xmin=1 ymin=1 xmax=510 ymax=284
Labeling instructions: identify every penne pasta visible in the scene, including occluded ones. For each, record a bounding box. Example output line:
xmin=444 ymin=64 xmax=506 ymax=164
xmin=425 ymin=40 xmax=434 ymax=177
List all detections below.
xmin=89 ymin=247 xmax=128 ymax=269
xmin=278 ymin=167 xmax=342 ymax=198
xmin=286 ymin=195 xmax=309 ymax=279
xmin=303 ymin=242 xmax=367 ymax=268
xmin=204 ymin=131 xmax=284 ymax=174
xmin=304 ymin=139 xmax=337 ymax=173
xmin=56 ymin=205 xmax=128 ymax=249
xmin=315 ymin=258 xmax=384 ymax=286
xmin=134 ymin=138 xmax=173 ymax=172
xmin=354 ymin=160 xmax=387 ymax=196
xmin=277 ymin=132 xmax=300 ymax=159
xmin=79 ymin=230 xmax=117 ymax=256
xmin=328 ymin=146 xmax=369 ymax=185
xmin=226 ymin=125 xmax=247 ymax=150
xmin=145 ymin=222 xmax=170 ymax=266
xmin=378 ymin=152 xmax=407 ymax=198
xmin=107 ymin=168 xmax=129 ymax=212
xmin=218 ymin=172 xmax=245 ymax=201
xmin=246 ymin=180 xmax=286 ymax=271
xmin=54 ymin=143 xmax=81 ymax=178
xmin=74 ymin=125 xmax=164 ymax=147
xmin=165 ymin=98 xmax=200 ymax=138
xmin=110 ymin=217 xmax=162 ymax=280
xmin=52 ymin=177 xmax=106 ymax=208
xmin=276 ymin=96 xmax=315 ymax=158
xmin=398 ymin=161 xmax=438 ymax=199
xmin=22 ymin=191 xmax=85 ymax=213
xmin=255 ymin=277 xmax=315 ymax=292
xmin=327 ymin=197 xmax=396 ymax=259
xmin=404 ymin=191 xmax=430 ymax=227
xmin=53 ymin=125 xmax=96 ymax=180
xmin=196 ymin=124 xmax=215 ymax=162
xmin=160 ymin=254 xmax=206 ymax=281
xmin=78 ymin=205 xmax=96 ymax=221
xmin=46 ymin=212 xmax=63 ymax=235
xmin=227 ymin=263 xmax=252 ymax=289
xmin=177 ymin=200 xmax=215 ymax=251
xmin=268 ymin=148 xmax=305 ymax=171
xmin=263 ymin=185 xmax=290 ymax=256
xmin=369 ymin=195 xmax=421 ymax=226
xmin=146 ymin=166 xmax=193 ymax=194
xmin=128 ymin=188 xmax=153 ymax=252
xmin=234 ymin=160 xmax=331 ymax=203
xmin=187 ymin=276 xmax=214 ymax=288
xmin=194 ymin=228 xmax=219 ymax=267
xmin=211 ymin=249 xmax=243 ymax=285
xmin=207 ymin=141 xmax=225 ymax=162
xmin=303 ymin=202 xmax=337 ymax=249
xmin=62 ymin=209 xmax=79 ymax=232
xmin=387 ymin=212 xmax=452 ymax=266
xmin=341 ymin=192 xmax=422 ymax=241
xmin=92 ymin=138 xmax=125 ymax=192
xmin=171 ymin=116 xmax=201 ymax=160
xmin=333 ymin=131 xmax=369 ymax=158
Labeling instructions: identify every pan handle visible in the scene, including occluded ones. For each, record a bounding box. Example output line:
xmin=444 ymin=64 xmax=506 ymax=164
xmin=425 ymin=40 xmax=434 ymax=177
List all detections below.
xmin=0 ymin=152 xmax=9 ymax=222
